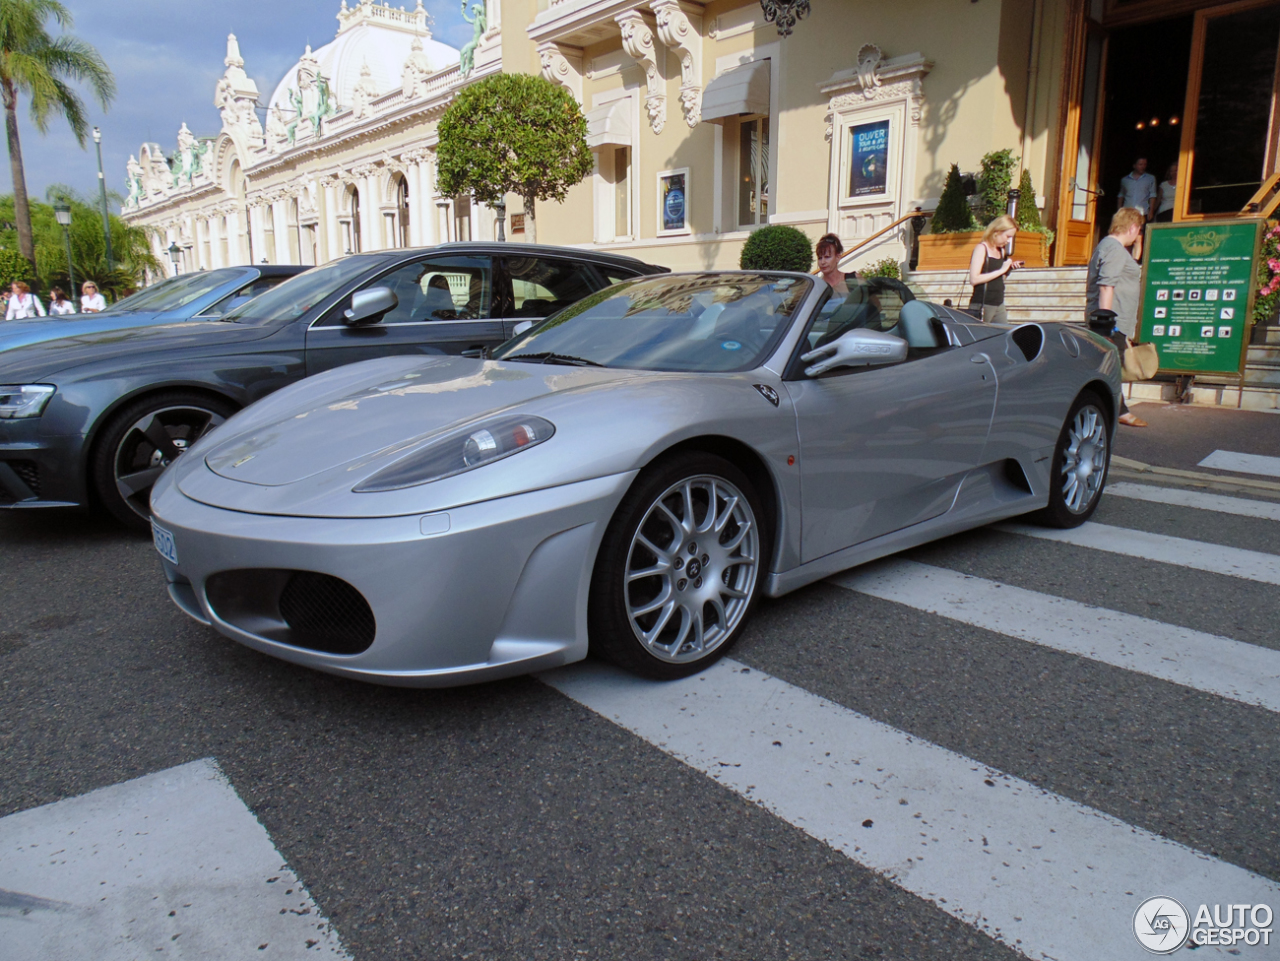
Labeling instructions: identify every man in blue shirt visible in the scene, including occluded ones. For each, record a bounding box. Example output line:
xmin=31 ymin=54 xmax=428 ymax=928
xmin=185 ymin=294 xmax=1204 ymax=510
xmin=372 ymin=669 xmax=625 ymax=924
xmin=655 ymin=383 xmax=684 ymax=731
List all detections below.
xmin=1117 ymin=156 xmax=1158 ymax=220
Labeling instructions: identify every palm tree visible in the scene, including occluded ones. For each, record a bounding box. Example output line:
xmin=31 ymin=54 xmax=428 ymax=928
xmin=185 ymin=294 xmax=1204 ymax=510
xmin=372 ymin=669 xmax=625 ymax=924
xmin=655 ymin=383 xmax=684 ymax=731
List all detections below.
xmin=0 ymin=0 xmax=114 ymax=268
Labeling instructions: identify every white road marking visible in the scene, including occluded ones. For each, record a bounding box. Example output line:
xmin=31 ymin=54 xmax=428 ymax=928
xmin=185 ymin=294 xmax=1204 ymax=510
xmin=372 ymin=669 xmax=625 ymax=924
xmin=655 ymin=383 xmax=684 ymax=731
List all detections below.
xmin=995 ymin=521 xmax=1280 ymax=585
xmin=1107 ymin=481 xmax=1280 ymax=522
xmin=0 ymin=759 xmax=348 ymax=961
xmin=542 ymin=659 xmax=1277 ymax=961
xmin=831 ymin=559 xmax=1280 ymax=714
xmin=1198 ymin=450 xmax=1280 ymax=478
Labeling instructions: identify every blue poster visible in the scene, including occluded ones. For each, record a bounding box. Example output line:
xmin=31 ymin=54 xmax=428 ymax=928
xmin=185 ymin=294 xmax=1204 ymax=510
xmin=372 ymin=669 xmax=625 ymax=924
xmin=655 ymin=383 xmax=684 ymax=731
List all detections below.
xmin=661 ymin=172 xmax=687 ymax=231
xmin=849 ymin=120 xmax=889 ymax=197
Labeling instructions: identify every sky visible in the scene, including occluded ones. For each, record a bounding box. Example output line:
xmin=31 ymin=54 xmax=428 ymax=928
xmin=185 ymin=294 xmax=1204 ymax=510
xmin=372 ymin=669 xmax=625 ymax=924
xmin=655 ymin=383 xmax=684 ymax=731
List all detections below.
xmin=11 ymin=0 xmax=472 ymax=205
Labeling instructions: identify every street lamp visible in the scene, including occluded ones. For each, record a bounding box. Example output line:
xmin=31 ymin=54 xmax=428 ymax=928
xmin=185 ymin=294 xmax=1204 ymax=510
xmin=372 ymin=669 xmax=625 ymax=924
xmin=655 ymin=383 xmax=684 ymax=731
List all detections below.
xmin=494 ymin=199 xmax=507 ymax=242
xmin=93 ymin=127 xmax=116 ymax=275
xmin=54 ymin=202 xmax=77 ymax=311
xmin=167 ymin=241 xmax=182 ymax=276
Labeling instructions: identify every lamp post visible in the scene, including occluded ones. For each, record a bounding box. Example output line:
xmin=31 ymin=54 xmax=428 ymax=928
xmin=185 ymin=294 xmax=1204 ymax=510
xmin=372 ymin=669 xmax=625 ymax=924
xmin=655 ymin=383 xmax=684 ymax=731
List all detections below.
xmin=167 ymin=241 xmax=182 ymax=277
xmin=54 ymin=202 xmax=76 ymax=312
xmin=494 ymin=199 xmax=507 ymax=242
xmin=93 ymin=127 xmax=116 ymax=275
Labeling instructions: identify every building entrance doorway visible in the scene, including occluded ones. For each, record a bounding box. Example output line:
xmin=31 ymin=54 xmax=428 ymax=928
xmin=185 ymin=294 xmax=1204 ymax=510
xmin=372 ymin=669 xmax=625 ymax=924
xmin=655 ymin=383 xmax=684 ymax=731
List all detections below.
xmin=1056 ymin=0 xmax=1280 ymax=264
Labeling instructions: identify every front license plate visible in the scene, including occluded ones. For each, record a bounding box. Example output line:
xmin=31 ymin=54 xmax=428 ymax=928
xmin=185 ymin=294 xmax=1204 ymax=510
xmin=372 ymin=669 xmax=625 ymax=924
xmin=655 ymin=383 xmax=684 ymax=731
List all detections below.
xmin=152 ymin=522 xmax=179 ymax=564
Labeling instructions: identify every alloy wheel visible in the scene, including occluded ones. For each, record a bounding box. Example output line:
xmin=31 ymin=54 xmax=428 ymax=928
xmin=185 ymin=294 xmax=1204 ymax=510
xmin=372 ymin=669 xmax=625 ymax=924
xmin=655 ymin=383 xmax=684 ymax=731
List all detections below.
xmin=1060 ymin=403 xmax=1108 ymax=514
xmin=113 ymin=405 xmax=225 ymax=520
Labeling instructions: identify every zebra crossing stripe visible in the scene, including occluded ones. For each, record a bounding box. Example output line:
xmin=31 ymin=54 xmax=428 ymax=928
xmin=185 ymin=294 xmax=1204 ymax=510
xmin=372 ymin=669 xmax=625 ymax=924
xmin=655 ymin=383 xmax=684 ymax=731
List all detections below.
xmin=995 ymin=521 xmax=1280 ymax=585
xmin=1107 ymin=481 xmax=1280 ymax=522
xmin=0 ymin=759 xmax=349 ymax=961
xmin=542 ymin=659 xmax=1279 ymax=961
xmin=831 ymin=559 xmax=1280 ymax=715
xmin=1198 ymin=450 xmax=1280 ymax=479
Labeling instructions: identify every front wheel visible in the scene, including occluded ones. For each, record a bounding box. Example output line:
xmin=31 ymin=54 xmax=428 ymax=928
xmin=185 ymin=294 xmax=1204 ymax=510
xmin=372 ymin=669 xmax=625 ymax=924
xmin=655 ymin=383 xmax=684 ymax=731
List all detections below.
xmin=589 ymin=453 xmax=766 ymax=680
xmin=92 ymin=391 xmax=236 ymax=531
xmin=1029 ymin=389 xmax=1111 ymax=528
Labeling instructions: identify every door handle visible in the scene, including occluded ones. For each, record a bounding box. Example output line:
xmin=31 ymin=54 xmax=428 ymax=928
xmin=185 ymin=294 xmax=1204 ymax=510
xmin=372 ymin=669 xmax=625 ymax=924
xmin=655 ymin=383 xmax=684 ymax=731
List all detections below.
xmin=970 ymin=354 xmax=989 ymax=364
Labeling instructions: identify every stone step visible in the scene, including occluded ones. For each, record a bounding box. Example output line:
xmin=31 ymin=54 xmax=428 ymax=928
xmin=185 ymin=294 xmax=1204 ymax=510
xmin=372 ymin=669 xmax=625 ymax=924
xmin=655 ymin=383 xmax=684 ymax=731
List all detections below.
xmin=1247 ymin=344 xmax=1280 ymax=363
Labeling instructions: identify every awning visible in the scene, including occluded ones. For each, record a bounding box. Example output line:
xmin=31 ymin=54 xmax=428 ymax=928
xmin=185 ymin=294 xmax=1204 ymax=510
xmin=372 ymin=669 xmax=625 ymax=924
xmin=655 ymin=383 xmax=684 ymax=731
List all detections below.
xmin=701 ymin=59 xmax=770 ymax=124
xmin=585 ymin=100 xmax=632 ymax=149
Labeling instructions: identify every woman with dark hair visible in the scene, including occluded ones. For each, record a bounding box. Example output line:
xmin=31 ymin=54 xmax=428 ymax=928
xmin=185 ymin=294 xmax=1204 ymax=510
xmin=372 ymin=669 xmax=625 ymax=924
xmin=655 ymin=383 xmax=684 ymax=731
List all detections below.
xmin=48 ymin=287 xmax=76 ymax=315
xmin=815 ymin=233 xmax=850 ymax=295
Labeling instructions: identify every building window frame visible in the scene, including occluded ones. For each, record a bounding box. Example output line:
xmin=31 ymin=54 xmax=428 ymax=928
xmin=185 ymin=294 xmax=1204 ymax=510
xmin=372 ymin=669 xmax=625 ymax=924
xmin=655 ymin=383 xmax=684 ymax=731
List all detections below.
xmin=589 ymin=87 xmax=638 ymax=244
xmin=711 ymin=43 xmax=779 ymax=235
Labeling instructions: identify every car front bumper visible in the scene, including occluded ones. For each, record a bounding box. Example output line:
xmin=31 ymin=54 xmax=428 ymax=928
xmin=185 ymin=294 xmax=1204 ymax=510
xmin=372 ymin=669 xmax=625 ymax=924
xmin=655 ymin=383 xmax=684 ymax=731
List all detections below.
xmin=0 ymin=418 xmax=85 ymax=508
xmin=150 ymin=470 xmax=638 ymax=687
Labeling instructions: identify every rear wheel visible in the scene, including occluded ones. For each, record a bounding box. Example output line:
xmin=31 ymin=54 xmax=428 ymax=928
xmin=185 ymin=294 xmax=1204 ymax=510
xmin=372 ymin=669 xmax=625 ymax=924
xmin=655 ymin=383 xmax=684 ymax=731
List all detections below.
xmin=589 ymin=453 xmax=766 ymax=679
xmin=1029 ymin=389 xmax=1110 ymax=528
xmin=92 ymin=391 xmax=236 ymax=531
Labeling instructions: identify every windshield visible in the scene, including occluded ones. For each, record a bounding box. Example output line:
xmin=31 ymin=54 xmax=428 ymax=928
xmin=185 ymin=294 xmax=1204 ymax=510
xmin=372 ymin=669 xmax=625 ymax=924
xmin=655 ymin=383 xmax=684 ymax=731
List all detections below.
xmin=103 ymin=268 xmax=244 ymax=314
xmin=491 ymin=273 xmax=812 ymax=372
xmin=220 ymin=256 xmax=389 ymax=324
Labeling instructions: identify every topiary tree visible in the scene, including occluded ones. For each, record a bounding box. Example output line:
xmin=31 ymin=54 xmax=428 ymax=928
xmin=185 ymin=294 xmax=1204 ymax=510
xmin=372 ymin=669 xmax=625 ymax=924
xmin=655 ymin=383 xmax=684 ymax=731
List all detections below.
xmin=931 ymin=164 xmax=976 ymax=233
xmin=1013 ymin=168 xmax=1054 ymax=243
xmin=739 ymin=224 xmax=813 ymax=271
xmin=977 ymin=148 xmax=1018 ymax=223
xmin=436 ymin=73 xmax=592 ymax=244
xmin=0 ymin=245 xmax=33 ymax=287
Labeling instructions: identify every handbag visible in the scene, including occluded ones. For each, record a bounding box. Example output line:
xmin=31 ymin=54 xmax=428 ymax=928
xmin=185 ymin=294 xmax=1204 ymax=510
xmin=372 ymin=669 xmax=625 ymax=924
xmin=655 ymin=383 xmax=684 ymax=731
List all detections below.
xmin=1121 ymin=341 xmax=1159 ymax=382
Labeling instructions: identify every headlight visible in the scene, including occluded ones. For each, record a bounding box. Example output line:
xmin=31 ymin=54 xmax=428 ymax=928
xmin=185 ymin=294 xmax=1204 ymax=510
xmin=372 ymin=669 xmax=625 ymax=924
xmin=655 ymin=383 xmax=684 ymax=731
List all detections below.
xmin=0 ymin=385 xmax=55 ymax=419
xmin=354 ymin=414 xmax=555 ymax=492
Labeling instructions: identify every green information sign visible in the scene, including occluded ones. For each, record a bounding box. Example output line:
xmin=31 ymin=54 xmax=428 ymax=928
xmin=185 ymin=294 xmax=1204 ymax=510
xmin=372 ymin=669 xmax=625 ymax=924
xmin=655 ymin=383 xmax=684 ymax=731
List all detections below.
xmin=1138 ymin=220 xmax=1262 ymax=377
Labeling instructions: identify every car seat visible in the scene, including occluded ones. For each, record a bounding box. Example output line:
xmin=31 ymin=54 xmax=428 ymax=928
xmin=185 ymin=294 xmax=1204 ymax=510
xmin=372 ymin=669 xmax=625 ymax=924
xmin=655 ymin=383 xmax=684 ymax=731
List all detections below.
xmin=896 ymin=299 xmax=945 ymax=348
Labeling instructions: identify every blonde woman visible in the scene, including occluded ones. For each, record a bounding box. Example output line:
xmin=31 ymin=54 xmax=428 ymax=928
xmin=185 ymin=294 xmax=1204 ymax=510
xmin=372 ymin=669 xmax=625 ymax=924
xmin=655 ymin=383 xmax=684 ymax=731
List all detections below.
xmin=80 ymin=280 xmax=106 ymax=313
xmin=967 ymin=215 xmax=1022 ymax=324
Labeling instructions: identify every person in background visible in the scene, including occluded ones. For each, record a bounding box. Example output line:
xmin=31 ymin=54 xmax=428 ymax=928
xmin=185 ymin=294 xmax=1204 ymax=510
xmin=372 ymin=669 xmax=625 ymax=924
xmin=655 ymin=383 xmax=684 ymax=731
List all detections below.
xmin=967 ymin=215 xmax=1020 ymax=324
xmin=48 ymin=287 xmax=76 ymax=315
xmin=1086 ymin=207 xmax=1148 ymax=428
xmin=5 ymin=281 xmax=45 ymax=320
xmin=815 ymin=233 xmax=852 ymax=295
xmin=1154 ymin=162 xmax=1177 ymax=222
xmin=1117 ymin=156 xmax=1158 ymax=221
xmin=80 ymin=280 xmax=106 ymax=313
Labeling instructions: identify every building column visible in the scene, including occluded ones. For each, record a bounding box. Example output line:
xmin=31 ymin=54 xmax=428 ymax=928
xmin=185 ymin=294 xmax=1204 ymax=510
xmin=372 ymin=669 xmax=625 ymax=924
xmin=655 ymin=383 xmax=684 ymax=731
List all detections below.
xmin=249 ymin=206 xmax=266 ymax=264
xmin=407 ymin=161 xmax=423 ymax=247
xmin=322 ymin=183 xmax=341 ymax=262
xmin=225 ymin=211 xmax=243 ymax=265
xmin=272 ymin=203 xmax=290 ymax=264
xmin=359 ymin=173 xmax=377 ymax=251
xmin=418 ymin=158 xmax=438 ymax=246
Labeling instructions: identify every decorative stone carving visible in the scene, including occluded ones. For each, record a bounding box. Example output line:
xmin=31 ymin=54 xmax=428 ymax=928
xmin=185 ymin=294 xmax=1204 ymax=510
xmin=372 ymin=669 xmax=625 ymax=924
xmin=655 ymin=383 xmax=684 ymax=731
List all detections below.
xmin=213 ymin=34 xmax=264 ymax=147
xmin=617 ymin=11 xmax=664 ymax=135
xmin=337 ymin=0 xmax=432 ymax=36
xmin=537 ymin=41 xmax=583 ymax=103
xmin=856 ymin=43 xmax=883 ymax=98
xmin=402 ymin=36 xmax=433 ymax=98
xmin=266 ymin=103 xmax=290 ymax=154
xmin=286 ymin=45 xmax=338 ymax=144
xmin=651 ymin=0 xmax=700 ymax=127
xmin=138 ymin=143 xmax=171 ymax=197
xmin=820 ymin=49 xmax=932 ymax=142
xmin=351 ymin=60 xmax=380 ymax=120
xmin=171 ymin=124 xmax=210 ymax=187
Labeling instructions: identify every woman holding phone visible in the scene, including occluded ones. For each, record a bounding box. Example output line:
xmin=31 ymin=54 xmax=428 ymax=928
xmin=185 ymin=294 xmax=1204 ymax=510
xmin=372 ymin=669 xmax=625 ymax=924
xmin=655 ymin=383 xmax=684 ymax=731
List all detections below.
xmin=967 ymin=215 xmax=1022 ymax=324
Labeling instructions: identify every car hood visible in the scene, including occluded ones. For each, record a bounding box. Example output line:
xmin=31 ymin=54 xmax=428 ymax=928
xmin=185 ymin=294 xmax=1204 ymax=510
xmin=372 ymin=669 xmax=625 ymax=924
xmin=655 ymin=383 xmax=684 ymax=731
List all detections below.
xmin=0 ymin=311 xmax=172 ymax=351
xmin=0 ymin=318 xmax=274 ymax=381
xmin=164 ymin=353 xmax=787 ymax=518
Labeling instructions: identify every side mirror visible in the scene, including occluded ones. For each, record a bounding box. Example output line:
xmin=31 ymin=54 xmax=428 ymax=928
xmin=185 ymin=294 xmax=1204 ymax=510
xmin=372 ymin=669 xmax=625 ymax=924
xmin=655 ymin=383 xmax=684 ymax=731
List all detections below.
xmin=344 ymin=287 xmax=397 ymax=326
xmin=512 ymin=320 xmax=535 ymax=336
xmin=806 ymin=328 xmax=908 ymax=376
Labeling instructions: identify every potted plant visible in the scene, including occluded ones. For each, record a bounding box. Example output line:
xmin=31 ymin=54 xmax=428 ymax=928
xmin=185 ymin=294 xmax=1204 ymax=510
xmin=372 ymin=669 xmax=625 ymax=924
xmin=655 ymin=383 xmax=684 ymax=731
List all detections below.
xmin=917 ymin=163 xmax=979 ymax=270
xmin=1012 ymin=167 xmax=1053 ymax=267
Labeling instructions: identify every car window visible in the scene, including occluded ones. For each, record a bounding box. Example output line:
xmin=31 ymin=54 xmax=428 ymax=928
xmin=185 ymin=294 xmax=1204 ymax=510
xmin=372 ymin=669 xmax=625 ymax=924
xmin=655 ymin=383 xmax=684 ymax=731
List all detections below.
xmin=506 ymin=257 xmax=601 ymax=319
xmin=804 ymin=277 xmax=915 ymax=351
xmin=343 ymin=255 xmax=494 ymax=325
xmin=491 ymin=273 xmax=811 ymax=372
xmin=195 ymin=276 xmax=292 ymax=318
xmin=102 ymin=269 xmax=244 ymax=314
xmin=602 ymin=267 xmax=641 ymax=285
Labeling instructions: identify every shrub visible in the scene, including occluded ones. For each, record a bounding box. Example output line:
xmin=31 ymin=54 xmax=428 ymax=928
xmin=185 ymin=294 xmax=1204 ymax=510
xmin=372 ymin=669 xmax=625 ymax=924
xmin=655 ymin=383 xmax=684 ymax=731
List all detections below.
xmin=977 ymin=148 xmax=1018 ymax=223
xmin=1255 ymin=221 xmax=1280 ymax=325
xmin=739 ymin=225 xmax=814 ymax=272
xmin=0 ymin=247 xmax=34 ymax=288
xmin=860 ymin=256 xmax=901 ymax=280
xmin=930 ymin=164 xmax=976 ymax=233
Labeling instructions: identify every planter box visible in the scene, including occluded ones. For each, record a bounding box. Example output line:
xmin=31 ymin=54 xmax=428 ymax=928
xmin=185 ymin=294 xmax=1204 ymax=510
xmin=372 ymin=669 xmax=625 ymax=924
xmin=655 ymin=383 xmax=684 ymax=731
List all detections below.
xmin=917 ymin=230 xmax=1051 ymax=270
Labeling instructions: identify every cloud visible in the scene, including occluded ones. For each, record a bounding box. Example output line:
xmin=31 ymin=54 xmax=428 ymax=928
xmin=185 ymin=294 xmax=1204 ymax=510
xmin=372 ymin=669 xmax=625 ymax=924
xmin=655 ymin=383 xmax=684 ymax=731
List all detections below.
xmin=8 ymin=0 xmax=468 ymax=201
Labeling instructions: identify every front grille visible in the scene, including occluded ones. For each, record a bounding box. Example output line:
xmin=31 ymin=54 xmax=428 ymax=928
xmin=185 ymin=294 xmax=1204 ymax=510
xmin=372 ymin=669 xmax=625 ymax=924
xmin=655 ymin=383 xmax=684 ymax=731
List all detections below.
xmin=278 ymin=572 xmax=376 ymax=655
xmin=205 ymin=569 xmax=377 ymax=655
xmin=0 ymin=459 xmax=39 ymax=503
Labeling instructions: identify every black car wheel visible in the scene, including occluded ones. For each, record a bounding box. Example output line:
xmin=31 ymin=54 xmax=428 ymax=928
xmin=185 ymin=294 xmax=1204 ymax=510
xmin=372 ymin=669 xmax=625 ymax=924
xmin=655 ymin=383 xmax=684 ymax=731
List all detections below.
xmin=589 ymin=453 xmax=767 ymax=680
xmin=1030 ymin=389 xmax=1111 ymax=529
xmin=92 ymin=391 xmax=236 ymax=531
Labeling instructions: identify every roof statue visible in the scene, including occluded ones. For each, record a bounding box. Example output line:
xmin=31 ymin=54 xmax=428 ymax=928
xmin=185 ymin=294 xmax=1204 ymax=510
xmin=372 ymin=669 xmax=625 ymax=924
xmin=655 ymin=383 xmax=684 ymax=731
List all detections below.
xmin=402 ymin=35 xmax=433 ymax=98
xmin=459 ymin=0 xmax=486 ymax=79
xmin=125 ymin=155 xmax=144 ymax=208
xmin=171 ymin=123 xmax=210 ymax=187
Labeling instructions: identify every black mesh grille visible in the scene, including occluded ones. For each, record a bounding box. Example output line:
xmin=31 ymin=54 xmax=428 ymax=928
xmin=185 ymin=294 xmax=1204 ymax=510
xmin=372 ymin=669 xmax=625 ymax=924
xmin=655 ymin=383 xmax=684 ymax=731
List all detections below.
xmin=11 ymin=460 xmax=39 ymax=497
xmin=278 ymin=572 xmax=376 ymax=655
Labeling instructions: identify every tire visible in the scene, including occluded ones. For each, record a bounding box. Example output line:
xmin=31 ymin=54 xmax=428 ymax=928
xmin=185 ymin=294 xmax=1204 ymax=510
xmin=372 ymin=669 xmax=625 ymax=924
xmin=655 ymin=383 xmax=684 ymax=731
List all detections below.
xmin=1029 ymin=389 xmax=1111 ymax=529
xmin=92 ymin=391 xmax=237 ymax=532
xmin=589 ymin=452 xmax=768 ymax=680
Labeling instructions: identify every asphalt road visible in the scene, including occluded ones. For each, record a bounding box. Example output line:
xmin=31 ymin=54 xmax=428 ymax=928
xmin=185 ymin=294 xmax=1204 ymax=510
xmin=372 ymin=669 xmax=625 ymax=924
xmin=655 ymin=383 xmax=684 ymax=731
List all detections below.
xmin=2 ymin=407 xmax=1279 ymax=960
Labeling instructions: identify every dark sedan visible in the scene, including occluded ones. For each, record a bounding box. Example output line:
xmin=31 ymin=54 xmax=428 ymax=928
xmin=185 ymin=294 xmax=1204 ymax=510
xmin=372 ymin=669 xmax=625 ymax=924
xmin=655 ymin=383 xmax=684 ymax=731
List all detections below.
xmin=0 ymin=265 xmax=307 ymax=351
xmin=0 ymin=243 xmax=668 ymax=528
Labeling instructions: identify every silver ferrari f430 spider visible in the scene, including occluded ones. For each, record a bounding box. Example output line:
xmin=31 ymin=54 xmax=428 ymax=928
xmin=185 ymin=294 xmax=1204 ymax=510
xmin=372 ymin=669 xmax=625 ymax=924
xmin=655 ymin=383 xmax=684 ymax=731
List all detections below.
xmin=150 ymin=271 xmax=1121 ymax=685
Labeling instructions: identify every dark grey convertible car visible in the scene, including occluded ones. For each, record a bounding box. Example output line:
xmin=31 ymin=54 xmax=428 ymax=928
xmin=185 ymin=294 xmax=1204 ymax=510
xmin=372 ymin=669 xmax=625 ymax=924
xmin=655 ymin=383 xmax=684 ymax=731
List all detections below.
xmin=0 ymin=243 xmax=666 ymax=527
